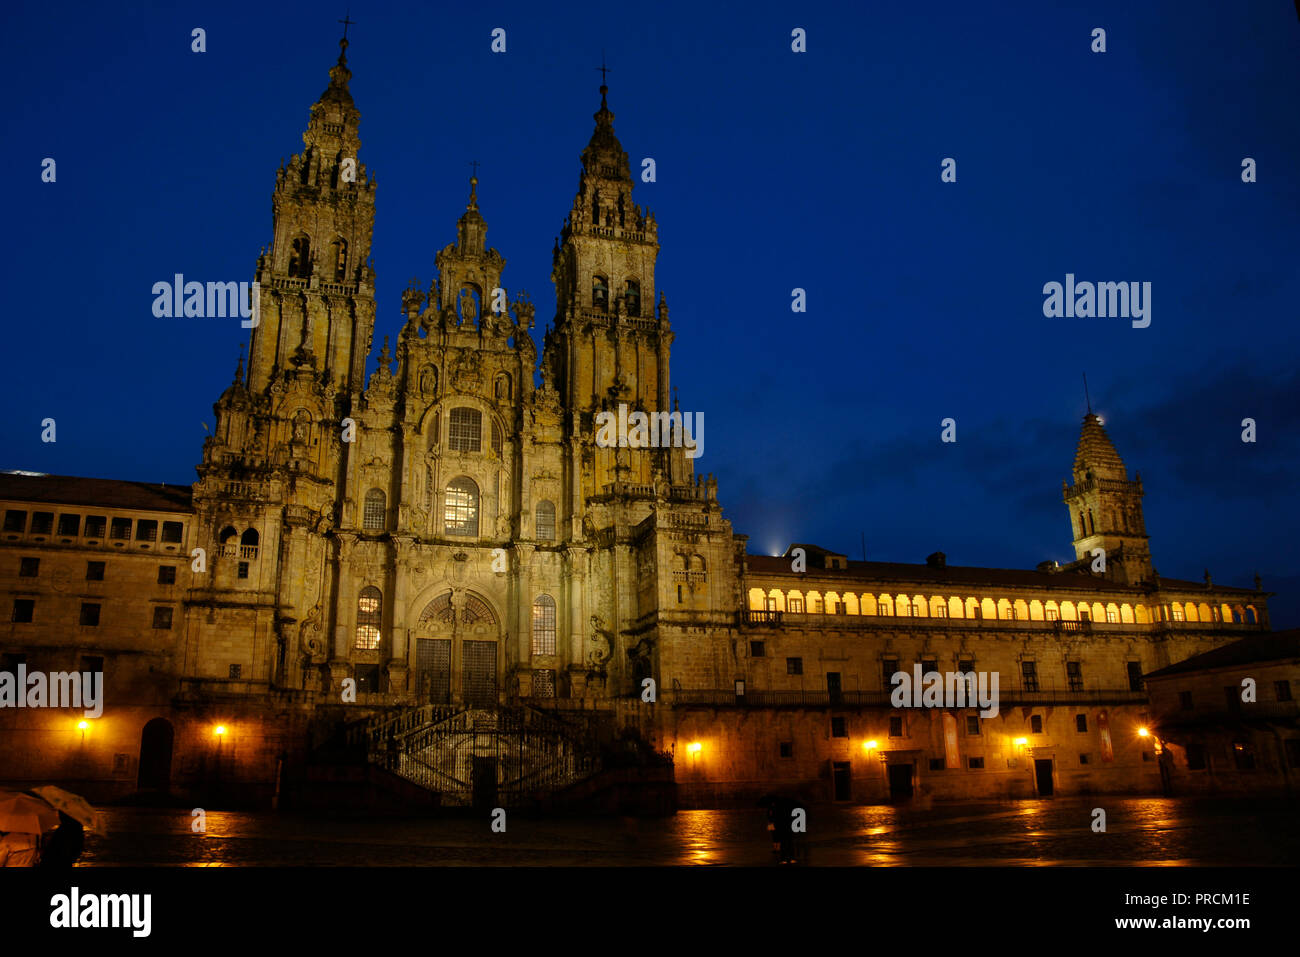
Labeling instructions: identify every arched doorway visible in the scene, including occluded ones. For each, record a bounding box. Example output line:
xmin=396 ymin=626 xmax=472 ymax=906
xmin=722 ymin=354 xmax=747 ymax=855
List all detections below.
xmin=137 ymin=718 xmax=174 ymax=791
xmin=413 ymin=590 xmax=500 ymax=707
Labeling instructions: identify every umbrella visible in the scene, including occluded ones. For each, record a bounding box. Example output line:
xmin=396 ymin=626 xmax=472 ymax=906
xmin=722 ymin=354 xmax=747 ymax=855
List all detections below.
xmin=0 ymin=790 xmax=61 ymax=835
xmin=30 ymin=786 xmax=102 ymax=834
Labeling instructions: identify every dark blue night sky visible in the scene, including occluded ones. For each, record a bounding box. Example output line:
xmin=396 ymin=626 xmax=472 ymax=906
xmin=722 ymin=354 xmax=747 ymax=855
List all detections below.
xmin=5 ymin=1 xmax=1298 ymax=624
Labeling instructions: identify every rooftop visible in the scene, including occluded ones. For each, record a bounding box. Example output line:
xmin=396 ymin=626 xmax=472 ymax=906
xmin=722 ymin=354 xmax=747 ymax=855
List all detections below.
xmin=1145 ymin=629 xmax=1300 ymax=679
xmin=0 ymin=472 xmax=193 ymax=514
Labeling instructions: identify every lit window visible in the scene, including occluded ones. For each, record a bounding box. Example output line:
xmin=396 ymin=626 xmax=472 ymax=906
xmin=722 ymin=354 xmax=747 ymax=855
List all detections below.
xmin=532 ymin=595 xmax=557 ymax=656
xmin=448 ymin=408 xmax=482 ymax=452
xmin=363 ymin=489 xmax=386 ymax=530
xmin=1106 ymin=608 xmax=1119 ymax=623
xmin=356 ymin=586 xmax=382 ymax=650
xmin=535 ymin=501 xmax=556 ymax=541
xmin=444 ymin=478 xmax=479 ymax=536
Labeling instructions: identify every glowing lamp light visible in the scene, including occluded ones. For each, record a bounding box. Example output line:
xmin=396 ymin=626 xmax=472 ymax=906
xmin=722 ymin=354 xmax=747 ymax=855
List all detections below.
xmin=1013 ymin=737 xmax=1028 ymax=747
xmin=687 ymin=741 xmax=702 ymax=754
xmin=214 ymin=725 xmax=227 ymax=737
xmin=1137 ymin=727 xmax=1150 ymax=738
xmin=77 ymin=720 xmax=89 ymax=730
xmin=864 ymin=740 xmax=878 ymax=751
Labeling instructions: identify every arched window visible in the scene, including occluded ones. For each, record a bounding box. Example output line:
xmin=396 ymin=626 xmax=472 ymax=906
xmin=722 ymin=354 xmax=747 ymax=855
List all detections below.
xmin=356 ymin=586 xmax=382 ymax=650
xmin=444 ymin=477 xmax=479 ymax=536
xmin=218 ymin=526 xmax=238 ymax=545
xmin=592 ymin=276 xmax=608 ymax=313
xmin=240 ymin=528 xmax=259 ymax=547
xmin=448 ymin=407 xmax=482 ymax=452
xmin=491 ymin=419 xmax=503 ymax=457
xmin=536 ymin=500 xmax=556 ymax=541
xmin=1087 ymin=509 xmax=1095 ymax=535
xmin=289 ymin=234 xmax=311 ymax=279
xmin=625 ymin=279 xmax=641 ymax=317
xmin=363 ymin=489 xmax=386 ymax=530
xmin=532 ymin=595 xmax=556 ymax=655
xmin=331 ymin=238 xmax=348 ymax=281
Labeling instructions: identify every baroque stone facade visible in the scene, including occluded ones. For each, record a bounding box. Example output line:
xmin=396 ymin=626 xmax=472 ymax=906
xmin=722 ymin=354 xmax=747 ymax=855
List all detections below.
xmin=0 ymin=39 xmax=1279 ymax=809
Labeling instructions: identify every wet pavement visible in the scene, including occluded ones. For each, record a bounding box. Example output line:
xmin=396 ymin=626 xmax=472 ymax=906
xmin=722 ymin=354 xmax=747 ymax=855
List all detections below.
xmin=76 ymin=795 xmax=1299 ymax=866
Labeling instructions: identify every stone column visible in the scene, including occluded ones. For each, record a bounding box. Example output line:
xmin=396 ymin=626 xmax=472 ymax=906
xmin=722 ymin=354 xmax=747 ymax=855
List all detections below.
xmin=388 ymin=535 xmax=414 ymax=692
xmin=328 ymin=531 xmax=358 ymax=690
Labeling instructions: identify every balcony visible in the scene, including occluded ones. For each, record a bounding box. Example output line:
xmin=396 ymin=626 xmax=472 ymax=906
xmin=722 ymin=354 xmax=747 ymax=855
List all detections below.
xmin=218 ymin=544 xmax=259 ymax=560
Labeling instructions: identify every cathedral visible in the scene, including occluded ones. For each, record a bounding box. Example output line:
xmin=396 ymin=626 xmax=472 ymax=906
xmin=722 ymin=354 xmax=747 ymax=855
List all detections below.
xmin=0 ymin=36 xmax=1284 ymax=810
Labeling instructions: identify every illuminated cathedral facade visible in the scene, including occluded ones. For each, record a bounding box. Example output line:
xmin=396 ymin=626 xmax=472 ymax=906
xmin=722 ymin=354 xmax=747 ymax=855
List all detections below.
xmin=0 ymin=38 xmax=1283 ymax=809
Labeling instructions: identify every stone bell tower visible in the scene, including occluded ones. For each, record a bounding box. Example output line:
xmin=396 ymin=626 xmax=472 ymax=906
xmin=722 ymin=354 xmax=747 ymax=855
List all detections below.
xmin=1062 ymin=412 xmax=1154 ymax=585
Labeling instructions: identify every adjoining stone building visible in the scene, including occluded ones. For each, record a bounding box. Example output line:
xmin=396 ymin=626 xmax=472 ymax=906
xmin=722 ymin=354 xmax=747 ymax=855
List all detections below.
xmin=1144 ymin=629 xmax=1299 ymax=795
xmin=0 ymin=37 xmax=1278 ymax=810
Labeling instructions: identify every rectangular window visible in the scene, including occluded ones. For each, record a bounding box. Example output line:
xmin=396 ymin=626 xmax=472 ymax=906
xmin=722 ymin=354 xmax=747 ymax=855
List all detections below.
xmin=237 ymin=561 xmax=249 ymax=580
xmin=135 ymin=519 xmax=158 ymax=542
xmin=1179 ymin=691 xmax=1194 ymax=710
xmin=966 ymin=715 xmax=981 ymax=735
xmin=749 ymin=640 xmax=765 ymax=658
xmin=928 ymin=758 xmax=945 ymax=771
xmin=889 ymin=716 xmax=903 ymax=737
xmin=779 ymin=741 xmax=793 ymax=758
xmin=531 ymin=600 xmax=557 ymax=656
xmin=1030 ymin=714 xmax=1043 ymax=733
xmin=882 ymin=658 xmax=899 ymax=689
xmin=30 ymin=512 xmax=54 ymax=535
xmin=57 ymin=514 xmax=80 ymax=536
xmin=3 ymin=510 xmax=26 ymax=532
xmin=1066 ymin=661 xmax=1083 ymax=692
xmin=921 ymin=659 xmax=937 ymax=675
xmin=11 ymin=599 xmax=34 ymax=623
xmin=1021 ymin=660 xmax=1039 ymax=692
xmin=968 ymin=756 xmax=984 ymax=769
xmin=1079 ymin=753 xmax=1090 ymax=765
xmin=1046 ymin=608 xmax=1059 ymax=621
xmin=152 ymin=606 xmax=173 ymax=629
xmin=786 ymin=657 xmax=803 ymax=675
xmin=229 ymin=663 xmax=242 ymax=679
xmin=19 ymin=557 xmax=39 ymax=577
xmin=80 ymin=603 xmax=101 ymax=626
xmin=161 ymin=521 xmax=184 ymax=543
xmin=80 ymin=655 xmax=104 ymax=675
xmin=788 ymin=597 xmax=804 ymax=613
xmin=1127 ymin=661 xmax=1143 ymax=692
xmin=957 ymin=659 xmax=974 ymax=675
xmin=533 ymin=669 xmax=556 ymax=698
xmin=109 ymin=518 xmax=131 ymax=540
xmin=84 ymin=515 xmax=106 ymax=538
xmin=897 ymin=602 xmax=911 ymax=617
xmin=1106 ymin=608 xmax=1119 ymax=623
xmin=1075 ymin=713 xmax=1088 ymax=732
xmin=1171 ymin=605 xmax=1185 ymax=622
xmin=831 ymin=716 xmax=847 ymax=738
xmin=1275 ymin=681 xmax=1293 ymax=703
xmin=158 ymin=565 xmax=176 ymax=585
xmin=448 ymin=407 xmax=483 ymax=452
xmin=934 ymin=604 xmax=948 ymax=618
xmin=86 ymin=561 xmax=105 ymax=581
xmin=810 ymin=597 xmax=823 ymax=614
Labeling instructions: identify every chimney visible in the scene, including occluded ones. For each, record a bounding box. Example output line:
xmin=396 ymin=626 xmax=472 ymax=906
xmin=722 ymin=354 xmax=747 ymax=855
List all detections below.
xmin=926 ymin=551 xmax=946 ymax=569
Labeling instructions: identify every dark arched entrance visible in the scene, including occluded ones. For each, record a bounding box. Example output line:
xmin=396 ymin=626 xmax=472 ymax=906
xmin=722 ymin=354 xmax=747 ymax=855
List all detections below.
xmin=137 ymin=717 xmax=174 ymax=791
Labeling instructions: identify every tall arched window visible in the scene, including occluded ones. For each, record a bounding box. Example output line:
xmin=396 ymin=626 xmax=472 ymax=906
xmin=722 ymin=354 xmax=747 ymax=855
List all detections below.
xmin=444 ymin=477 xmax=479 ymax=536
xmin=625 ymin=279 xmax=641 ymax=316
xmin=331 ymin=238 xmax=348 ymax=281
xmin=532 ymin=595 xmax=556 ymax=655
xmin=536 ymin=501 xmax=556 ymax=541
xmin=592 ymin=276 xmax=608 ymax=312
xmin=449 ymin=407 xmax=482 ymax=452
xmin=1078 ymin=510 xmax=1086 ymax=537
xmin=363 ymin=489 xmax=386 ymax=530
xmin=289 ymin=234 xmax=311 ymax=278
xmin=356 ymin=586 xmax=382 ymax=650
xmin=1087 ymin=509 xmax=1095 ymax=535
